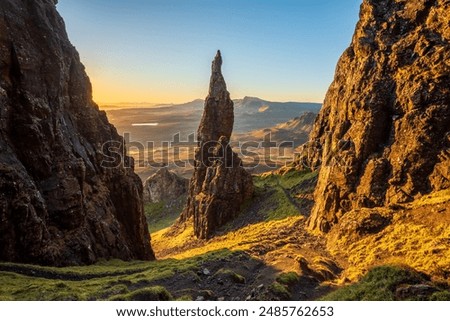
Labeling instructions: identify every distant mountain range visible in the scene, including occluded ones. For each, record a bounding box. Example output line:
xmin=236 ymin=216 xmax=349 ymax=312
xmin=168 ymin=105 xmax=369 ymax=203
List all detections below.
xmin=234 ymin=111 xmax=317 ymax=148
xmin=104 ymin=97 xmax=321 ymax=134
xmin=233 ymin=97 xmax=321 ymax=132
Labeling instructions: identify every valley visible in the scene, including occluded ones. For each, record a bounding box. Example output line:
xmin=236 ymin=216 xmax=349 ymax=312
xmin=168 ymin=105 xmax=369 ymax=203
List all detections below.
xmin=104 ymin=98 xmax=320 ymax=180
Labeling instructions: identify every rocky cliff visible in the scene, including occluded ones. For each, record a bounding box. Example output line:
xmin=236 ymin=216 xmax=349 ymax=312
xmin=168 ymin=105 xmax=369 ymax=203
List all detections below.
xmin=180 ymin=51 xmax=253 ymax=239
xmin=0 ymin=0 xmax=155 ymax=265
xmin=304 ymin=0 xmax=450 ymax=232
xmin=143 ymin=168 xmax=188 ymax=203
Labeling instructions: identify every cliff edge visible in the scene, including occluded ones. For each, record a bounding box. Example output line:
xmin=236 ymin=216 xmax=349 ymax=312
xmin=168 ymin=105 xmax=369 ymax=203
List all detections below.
xmin=0 ymin=0 xmax=155 ymax=265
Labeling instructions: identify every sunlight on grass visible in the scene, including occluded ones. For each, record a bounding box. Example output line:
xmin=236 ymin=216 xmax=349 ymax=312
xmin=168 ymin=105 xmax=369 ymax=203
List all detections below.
xmin=328 ymin=189 xmax=450 ymax=282
xmin=152 ymin=216 xmax=305 ymax=260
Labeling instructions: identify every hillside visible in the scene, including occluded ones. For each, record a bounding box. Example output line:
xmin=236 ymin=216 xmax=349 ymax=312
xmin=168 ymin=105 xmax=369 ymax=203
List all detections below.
xmin=234 ymin=112 xmax=317 ymax=148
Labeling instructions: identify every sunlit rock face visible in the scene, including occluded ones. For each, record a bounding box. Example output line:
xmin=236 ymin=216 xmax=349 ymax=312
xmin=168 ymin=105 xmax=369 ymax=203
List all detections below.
xmin=303 ymin=0 xmax=450 ymax=232
xmin=0 ymin=0 xmax=154 ymax=265
xmin=180 ymin=51 xmax=253 ymax=239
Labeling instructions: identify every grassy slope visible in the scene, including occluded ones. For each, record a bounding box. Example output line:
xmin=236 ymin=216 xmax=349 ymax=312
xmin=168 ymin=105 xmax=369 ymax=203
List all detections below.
xmin=151 ymin=170 xmax=320 ymax=262
xmin=0 ymin=171 xmax=321 ymax=301
xmin=0 ymin=250 xmax=240 ymax=301
xmin=322 ymin=265 xmax=450 ymax=301
xmin=327 ymin=189 xmax=450 ymax=282
xmin=145 ymin=195 xmax=186 ymax=233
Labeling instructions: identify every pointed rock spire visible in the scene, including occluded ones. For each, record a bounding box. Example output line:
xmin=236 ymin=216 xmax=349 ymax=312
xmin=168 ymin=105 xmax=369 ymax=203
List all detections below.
xmin=180 ymin=51 xmax=253 ymax=239
xmin=198 ymin=50 xmax=234 ymax=144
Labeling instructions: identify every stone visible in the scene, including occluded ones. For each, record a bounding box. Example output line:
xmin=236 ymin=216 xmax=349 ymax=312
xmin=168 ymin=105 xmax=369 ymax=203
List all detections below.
xmin=395 ymin=284 xmax=437 ymax=300
xmin=179 ymin=51 xmax=253 ymax=239
xmin=143 ymin=168 xmax=188 ymax=203
xmin=301 ymin=0 xmax=450 ymax=232
xmin=0 ymin=0 xmax=154 ymax=265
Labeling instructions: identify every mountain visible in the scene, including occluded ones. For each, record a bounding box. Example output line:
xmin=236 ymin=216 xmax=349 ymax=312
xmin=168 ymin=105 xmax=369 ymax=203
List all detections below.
xmin=234 ymin=97 xmax=321 ymax=132
xmin=299 ymin=0 xmax=450 ymax=233
xmin=0 ymin=0 xmax=154 ymax=265
xmin=234 ymin=111 xmax=317 ymax=148
xmin=104 ymin=97 xmax=321 ymax=138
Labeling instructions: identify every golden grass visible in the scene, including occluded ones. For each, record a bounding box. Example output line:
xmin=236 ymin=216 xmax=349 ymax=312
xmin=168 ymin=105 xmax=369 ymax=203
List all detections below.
xmin=152 ymin=216 xmax=305 ymax=260
xmin=329 ymin=189 xmax=450 ymax=282
xmin=408 ymin=189 xmax=450 ymax=208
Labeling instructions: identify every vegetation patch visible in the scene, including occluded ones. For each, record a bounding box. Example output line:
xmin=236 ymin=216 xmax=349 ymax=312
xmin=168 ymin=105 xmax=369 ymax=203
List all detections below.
xmin=145 ymin=195 xmax=186 ymax=233
xmin=214 ymin=268 xmax=246 ymax=284
xmin=269 ymin=281 xmax=291 ymax=300
xmin=276 ymin=272 xmax=300 ymax=286
xmin=251 ymin=170 xmax=317 ymax=221
xmin=321 ymin=265 xmax=448 ymax=301
xmin=0 ymin=250 xmax=236 ymax=301
xmin=111 ymin=286 xmax=173 ymax=301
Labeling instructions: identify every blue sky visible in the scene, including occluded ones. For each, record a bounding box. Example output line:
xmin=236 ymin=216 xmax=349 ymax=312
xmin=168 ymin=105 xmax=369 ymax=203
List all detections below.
xmin=57 ymin=0 xmax=362 ymax=104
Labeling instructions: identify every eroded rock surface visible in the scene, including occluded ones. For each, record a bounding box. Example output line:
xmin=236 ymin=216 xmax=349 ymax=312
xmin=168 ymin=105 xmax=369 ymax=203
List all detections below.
xmin=0 ymin=0 xmax=154 ymax=265
xmin=180 ymin=51 xmax=253 ymax=239
xmin=303 ymin=0 xmax=450 ymax=232
xmin=143 ymin=168 xmax=188 ymax=203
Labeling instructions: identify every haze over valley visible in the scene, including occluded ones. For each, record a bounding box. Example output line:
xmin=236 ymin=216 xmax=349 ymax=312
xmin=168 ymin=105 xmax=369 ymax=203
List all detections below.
xmin=105 ymin=97 xmax=321 ymax=180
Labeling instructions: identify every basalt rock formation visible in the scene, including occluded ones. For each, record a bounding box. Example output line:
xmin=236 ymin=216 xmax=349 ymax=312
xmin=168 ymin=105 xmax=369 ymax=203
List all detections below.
xmin=0 ymin=0 xmax=155 ymax=265
xmin=143 ymin=168 xmax=188 ymax=203
xmin=180 ymin=51 xmax=253 ymax=239
xmin=304 ymin=0 xmax=450 ymax=232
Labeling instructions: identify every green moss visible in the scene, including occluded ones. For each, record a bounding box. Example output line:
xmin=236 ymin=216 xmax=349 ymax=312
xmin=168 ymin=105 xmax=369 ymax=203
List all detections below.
xmin=250 ymin=170 xmax=318 ymax=222
xmin=269 ymin=282 xmax=291 ymax=300
xmin=117 ymin=286 xmax=173 ymax=301
xmin=430 ymin=291 xmax=450 ymax=301
xmin=145 ymin=197 xmax=186 ymax=233
xmin=214 ymin=268 xmax=246 ymax=284
xmin=0 ymin=249 xmax=236 ymax=301
xmin=276 ymin=272 xmax=300 ymax=286
xmin=321 ymin=266 xmax=434 ymax=301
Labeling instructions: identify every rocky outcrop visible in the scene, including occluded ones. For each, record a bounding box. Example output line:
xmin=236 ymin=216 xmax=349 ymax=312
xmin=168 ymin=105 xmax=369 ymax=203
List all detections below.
xmin=143 ymin=168 xmax=188 ymax=203
xmin=304 ymin=0 xmax=450 ymax=232
xmin=0 ymin=0 xmax=154 ymax=265
xmin=180 ymin=51 xmax=253 ymax=239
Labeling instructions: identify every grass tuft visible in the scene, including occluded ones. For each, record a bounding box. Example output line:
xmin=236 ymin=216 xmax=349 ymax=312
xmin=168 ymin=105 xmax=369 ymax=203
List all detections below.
xmin=321 ymin=265 xmax=441 ymax=301
xmin=276 ymin=272 xmax=300 ymax=286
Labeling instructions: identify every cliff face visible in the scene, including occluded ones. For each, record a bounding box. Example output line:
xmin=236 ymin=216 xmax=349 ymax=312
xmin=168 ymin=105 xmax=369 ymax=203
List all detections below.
xmin=0 ymin=0 xmax=155 ymax=265
xmin=306 ymin=0 xmax=450 ymax=232
xmin=180 ymin=51 xmax=253 ymax=239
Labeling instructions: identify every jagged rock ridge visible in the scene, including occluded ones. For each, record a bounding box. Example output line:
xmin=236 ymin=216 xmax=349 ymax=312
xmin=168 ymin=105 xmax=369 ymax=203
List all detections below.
xmin=180 ymin=51 xmax=253 ymax=239
xmin=0 ymin=0 xmax=154 ymax=265
xmin=303 ymin=0 xmax=450 ymax=232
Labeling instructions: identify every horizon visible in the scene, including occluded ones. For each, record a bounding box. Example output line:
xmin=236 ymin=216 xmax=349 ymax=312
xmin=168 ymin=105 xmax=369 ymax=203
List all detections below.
xmin=97 ymin=95 xmax=324 ymax=108
xmin=57 ymin=0 xmax=361 ymax=105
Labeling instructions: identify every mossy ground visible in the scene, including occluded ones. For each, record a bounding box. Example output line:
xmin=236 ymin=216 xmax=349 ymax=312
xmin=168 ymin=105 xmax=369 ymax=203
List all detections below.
xmin=322 ymin=265 xmax=450 ymax=301
xmin=145 ymin=195 xmax=186 ymax=233
xmin=0 ymin=250 xmax=248 ymax=301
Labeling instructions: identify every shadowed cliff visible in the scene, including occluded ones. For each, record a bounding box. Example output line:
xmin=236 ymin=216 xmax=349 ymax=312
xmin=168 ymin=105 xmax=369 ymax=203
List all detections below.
xmin=0 ymin=0 xmax=154 ymax=265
